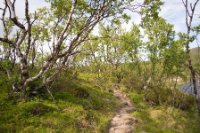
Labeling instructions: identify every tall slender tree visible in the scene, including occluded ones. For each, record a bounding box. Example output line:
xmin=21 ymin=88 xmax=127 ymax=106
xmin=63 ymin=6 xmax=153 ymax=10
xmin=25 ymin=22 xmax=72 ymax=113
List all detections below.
xmin=181 ymin=0 xmax=200 ymax=115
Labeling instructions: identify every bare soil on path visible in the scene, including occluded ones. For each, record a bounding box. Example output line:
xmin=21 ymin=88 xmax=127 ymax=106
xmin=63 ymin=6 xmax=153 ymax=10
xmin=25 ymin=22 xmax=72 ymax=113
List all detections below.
xmin=108 ymin=89 xmax=136 ymax=133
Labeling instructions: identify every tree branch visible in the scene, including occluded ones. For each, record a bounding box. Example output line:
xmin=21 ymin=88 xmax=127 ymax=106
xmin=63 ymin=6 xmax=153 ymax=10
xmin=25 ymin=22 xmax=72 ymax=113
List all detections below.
xmin=0 ymin=37 xmax=13 ymax=44
xmin=5 ymin=0 xmax=25 ymax=30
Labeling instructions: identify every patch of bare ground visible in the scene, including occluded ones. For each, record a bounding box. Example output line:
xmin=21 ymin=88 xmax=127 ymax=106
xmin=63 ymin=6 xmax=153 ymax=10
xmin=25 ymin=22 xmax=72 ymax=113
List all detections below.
xmin=108 ymin=89 xmax=136 ymax=133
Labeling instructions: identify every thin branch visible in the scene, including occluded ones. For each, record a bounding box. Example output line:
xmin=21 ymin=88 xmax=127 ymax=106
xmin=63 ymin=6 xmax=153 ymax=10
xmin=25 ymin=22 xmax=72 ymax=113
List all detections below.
xmin=5 ymin=0 xmax=25 ymax=30
xmin=2 ymin=2 xmax=8 ymax=37
xmin=25 ymin=0 xmax=32 ymax=58
xmin=55 ymin=0 xmax=77 ymax=54
xmin=0 ymin=37 xmax=13 ymax=44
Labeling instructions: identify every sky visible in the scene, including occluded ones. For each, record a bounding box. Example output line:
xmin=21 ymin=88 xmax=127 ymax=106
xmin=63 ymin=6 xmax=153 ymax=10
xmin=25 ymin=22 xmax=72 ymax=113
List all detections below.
xmin=161 ymin=0 xmax=200 ymax=33
xmin=123 ymin=0 xmax=200 ymax=48
xmin=0 ymin=0 xmax=200 ymax=48
xmin=161 ymin=0 xmax=200 ymax=48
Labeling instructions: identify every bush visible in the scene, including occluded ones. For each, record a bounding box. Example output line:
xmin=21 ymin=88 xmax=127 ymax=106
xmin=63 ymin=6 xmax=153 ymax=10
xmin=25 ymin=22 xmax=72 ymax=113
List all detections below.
xmin=144 ymin=86 xmax=195 ymax=110
xmin=19 ymin=102 xmax=56 ymax=116
xmin=122 ymin=72 xmax=143 ymax=91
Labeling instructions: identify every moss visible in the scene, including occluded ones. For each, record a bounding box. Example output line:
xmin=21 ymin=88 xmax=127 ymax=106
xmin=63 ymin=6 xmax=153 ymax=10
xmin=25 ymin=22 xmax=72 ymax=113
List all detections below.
xmin=18 ymin=102 xmax=56 ymax=116
xmin=129 ymin=91 xmax=200 ymax=133
xmin=0 ymin=74 xmax=118 ymax=133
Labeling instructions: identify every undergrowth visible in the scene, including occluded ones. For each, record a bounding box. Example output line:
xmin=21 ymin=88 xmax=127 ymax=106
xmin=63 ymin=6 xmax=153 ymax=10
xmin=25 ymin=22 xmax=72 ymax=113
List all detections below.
xmin=128 ymin=89 xmax=200 ymax=133
xmin=0 ymin=73 xmax=118 ymax=133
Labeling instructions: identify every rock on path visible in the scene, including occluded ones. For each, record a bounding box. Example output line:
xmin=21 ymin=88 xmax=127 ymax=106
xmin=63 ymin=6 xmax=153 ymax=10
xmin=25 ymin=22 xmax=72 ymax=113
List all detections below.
xmin=108 ymin=89 xmax=136 ymax=133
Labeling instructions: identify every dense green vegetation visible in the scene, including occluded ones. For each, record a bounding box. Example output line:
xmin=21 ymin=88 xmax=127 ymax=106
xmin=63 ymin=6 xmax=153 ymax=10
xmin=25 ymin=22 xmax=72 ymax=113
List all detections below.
xmin=0 ymin=0 xmax=200 ymax=132
xmin=0 ymin=73 xmax=118 ymax=132
xmin=1 ymin=70 xmax=200 ymax=132
xmin=129 ymin=90 xmax=200 ymax=133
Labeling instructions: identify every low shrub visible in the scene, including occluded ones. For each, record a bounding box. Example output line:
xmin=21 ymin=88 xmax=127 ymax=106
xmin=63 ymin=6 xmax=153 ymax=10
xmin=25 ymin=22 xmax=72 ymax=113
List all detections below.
xmin=144 ymin=86 xmax=195 ymax=110
xmin=19 ymin=102 xmax=56 ymax=116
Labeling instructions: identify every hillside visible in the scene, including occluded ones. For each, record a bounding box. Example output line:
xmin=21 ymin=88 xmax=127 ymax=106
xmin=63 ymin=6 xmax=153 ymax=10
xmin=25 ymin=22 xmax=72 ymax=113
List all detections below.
xmin=1 ymin=0 xmax=200 ymax=133
xmin=190 ymin=47 xmax=200 ymax=67
xmin=191 ymin=47 xmax=200 ymax=56
xmin=0 ymin=74 xmax=119 ymax=132
xmin=1 ymin=71 xmax=200 ymax=132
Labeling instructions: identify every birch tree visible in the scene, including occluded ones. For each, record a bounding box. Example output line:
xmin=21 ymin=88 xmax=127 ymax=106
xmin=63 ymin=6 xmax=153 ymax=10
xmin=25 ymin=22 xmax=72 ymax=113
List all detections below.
xmin=0 ymin=0 xmax=135 ymax=98
xmin=181 ymin=0 xmax=200 ymax=115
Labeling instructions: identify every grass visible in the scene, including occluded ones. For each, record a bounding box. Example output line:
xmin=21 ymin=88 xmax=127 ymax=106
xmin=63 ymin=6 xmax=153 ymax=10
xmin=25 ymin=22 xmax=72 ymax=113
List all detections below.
xmin=2 ymin=71 xmax=199 ymax=133
xmin=0 ymin=73 xmax=118 ymax=133
xmin=128 ymin=89 xmax=200 ymax=133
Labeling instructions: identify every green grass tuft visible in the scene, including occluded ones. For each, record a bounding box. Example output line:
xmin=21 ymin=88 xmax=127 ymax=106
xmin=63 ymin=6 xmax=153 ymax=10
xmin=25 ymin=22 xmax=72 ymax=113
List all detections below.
xmin=0 ymin=74 xmax=118 ymax=133
xmin=128 ymin=90 xmax=200 ymax=133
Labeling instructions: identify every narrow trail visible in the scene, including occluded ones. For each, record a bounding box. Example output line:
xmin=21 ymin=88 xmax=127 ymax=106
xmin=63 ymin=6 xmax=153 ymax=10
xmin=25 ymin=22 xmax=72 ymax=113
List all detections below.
xmin=108 ymin=89 xmax=136 ymax=133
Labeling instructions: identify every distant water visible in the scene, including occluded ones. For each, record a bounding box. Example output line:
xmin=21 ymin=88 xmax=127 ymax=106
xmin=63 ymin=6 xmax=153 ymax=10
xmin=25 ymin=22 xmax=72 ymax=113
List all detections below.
xmin=180 ymin=82 xmax=200 ymax=96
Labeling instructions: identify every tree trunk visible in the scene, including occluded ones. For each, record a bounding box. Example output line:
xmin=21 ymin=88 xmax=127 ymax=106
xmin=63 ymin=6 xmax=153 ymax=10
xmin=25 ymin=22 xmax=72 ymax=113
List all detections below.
xmin=181 ymin=0 xmax=200 ymax=115
xmin=188 ymin=56 xmax=200 ymax=115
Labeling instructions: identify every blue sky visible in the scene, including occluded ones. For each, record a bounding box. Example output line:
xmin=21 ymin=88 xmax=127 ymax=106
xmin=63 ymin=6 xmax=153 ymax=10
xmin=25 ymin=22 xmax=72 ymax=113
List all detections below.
xmin=160 ymin=0 xmax=200 ymax=48
xmin=160 ymin=0 xmax=200 ymax=33
xmin=123 ymin=0 xmax=200 ymax=48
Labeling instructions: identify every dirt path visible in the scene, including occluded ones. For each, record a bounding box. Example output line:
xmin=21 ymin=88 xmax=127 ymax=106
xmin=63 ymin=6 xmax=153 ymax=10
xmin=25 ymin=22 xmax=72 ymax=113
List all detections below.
xmin=108 ymin=89 xmax=136 ymax=133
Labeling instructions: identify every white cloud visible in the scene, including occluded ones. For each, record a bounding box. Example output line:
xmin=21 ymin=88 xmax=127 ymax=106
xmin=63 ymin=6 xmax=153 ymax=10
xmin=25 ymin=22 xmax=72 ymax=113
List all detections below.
xmin=160 ymin=0 xmax=200 ymax=48
xmin=0 ymin=0 xmax=200 ymax=48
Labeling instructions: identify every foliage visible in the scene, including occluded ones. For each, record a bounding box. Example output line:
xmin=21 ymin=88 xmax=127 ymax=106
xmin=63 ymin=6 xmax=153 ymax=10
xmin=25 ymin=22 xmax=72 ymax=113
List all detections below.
xmin=0 ymin=0 xmax=200 ymax=132
xmin=128 ymin=90 xmax=200 ymax=133
xmin=0 ymin=73 xmax=118 ymax=132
